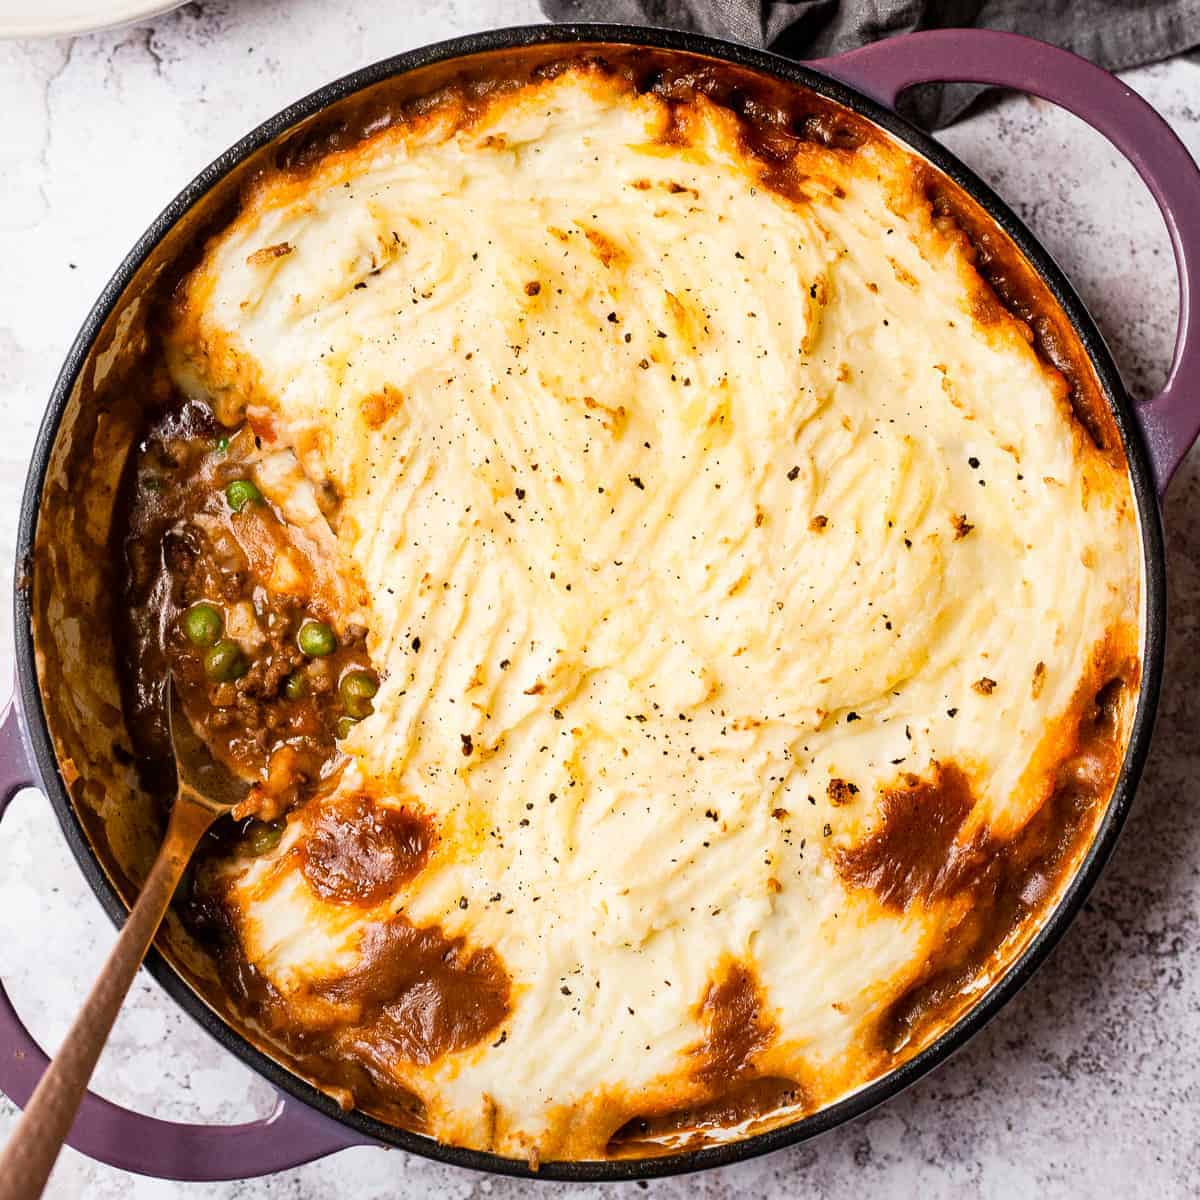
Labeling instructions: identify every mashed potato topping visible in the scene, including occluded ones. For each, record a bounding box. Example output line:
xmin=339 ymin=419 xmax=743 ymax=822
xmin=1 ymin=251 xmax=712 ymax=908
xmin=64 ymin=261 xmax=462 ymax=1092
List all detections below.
xmin=167 ymin=65 xmax=1141 ymax=1160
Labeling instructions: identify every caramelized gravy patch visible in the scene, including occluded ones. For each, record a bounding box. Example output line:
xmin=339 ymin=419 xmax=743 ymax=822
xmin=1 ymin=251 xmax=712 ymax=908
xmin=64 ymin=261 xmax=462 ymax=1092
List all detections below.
xmin=607 ymin=1076 xmax=804 ymax=1156
xmin=694 ymin=961 xmax=775 ymax=1085
xmin=605 ymin=961 xmax=803 ymax=1157
xmin=184 ymin=901 xmax=430 ymax=1129
xmin=836 ymin=763 xmax=979 ymax=910
xmin=299 ymin=793 xmax=432 ymax=905
xmin=315 ymin=915 xmax=510 ymax=1066
xmin=876 ymin=644 xmax=1139 ymax=1058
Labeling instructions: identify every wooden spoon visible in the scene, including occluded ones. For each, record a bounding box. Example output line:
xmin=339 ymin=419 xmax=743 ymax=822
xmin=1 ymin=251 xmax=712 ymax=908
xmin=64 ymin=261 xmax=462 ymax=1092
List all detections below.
xmin=0 ymin=681 xmax=249 ymax=1200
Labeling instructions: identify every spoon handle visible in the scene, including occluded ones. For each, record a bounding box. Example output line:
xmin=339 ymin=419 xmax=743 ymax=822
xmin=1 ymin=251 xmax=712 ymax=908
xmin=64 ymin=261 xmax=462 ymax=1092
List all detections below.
xmin=0 ymin=797 xmax=216 ymax=1200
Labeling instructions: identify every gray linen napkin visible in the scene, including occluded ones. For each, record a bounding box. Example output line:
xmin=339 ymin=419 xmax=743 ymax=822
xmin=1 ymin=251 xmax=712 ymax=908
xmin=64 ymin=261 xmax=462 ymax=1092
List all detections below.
xmin=540 ymin=0 xmax=1200 ymax=127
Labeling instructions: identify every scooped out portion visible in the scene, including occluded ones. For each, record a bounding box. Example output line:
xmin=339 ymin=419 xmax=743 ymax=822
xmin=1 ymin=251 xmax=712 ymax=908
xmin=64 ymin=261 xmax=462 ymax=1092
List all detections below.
xmin=120 ymin=400 xmax=377 ymax=824
xmin=117 ymin=55 xmax=1142 ymax=1165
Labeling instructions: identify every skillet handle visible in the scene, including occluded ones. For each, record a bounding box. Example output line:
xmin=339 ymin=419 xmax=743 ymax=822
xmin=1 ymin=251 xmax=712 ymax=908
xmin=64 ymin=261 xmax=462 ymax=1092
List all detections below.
xmin=810 ymin=29 xmax=1200 ymax=497
xmin=0 ymin=670 xmax=371 ymax=1181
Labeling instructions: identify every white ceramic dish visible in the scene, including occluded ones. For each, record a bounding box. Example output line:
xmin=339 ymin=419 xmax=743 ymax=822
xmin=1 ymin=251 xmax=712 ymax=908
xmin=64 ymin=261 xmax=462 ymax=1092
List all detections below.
xmin=0 ymin=0 xmax=182 ymax=39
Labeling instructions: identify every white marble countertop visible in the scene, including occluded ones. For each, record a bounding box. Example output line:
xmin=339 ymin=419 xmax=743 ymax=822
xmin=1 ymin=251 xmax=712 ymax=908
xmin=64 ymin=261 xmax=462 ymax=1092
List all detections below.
xmin=1 ymin=3 xmax=1198 ymax=1197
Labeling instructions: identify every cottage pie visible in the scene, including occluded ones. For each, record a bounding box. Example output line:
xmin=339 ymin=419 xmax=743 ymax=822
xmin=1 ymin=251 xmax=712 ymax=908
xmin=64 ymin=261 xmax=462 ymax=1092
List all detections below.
xmin=116 ymin=59 xmax=1141 ymax=1163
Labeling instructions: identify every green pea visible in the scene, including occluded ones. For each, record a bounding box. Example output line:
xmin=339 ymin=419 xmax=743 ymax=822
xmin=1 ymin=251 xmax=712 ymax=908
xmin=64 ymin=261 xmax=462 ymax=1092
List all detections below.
xmin=225 ymin=478 xmax=262 ymax=512
xmin=213 ymin=435 xmax=230 ymax=454
xmin=335 ymin=715 xmax=359 ymax=740
xmin=339 ymin=669 xmax=379 ymax=719
xmin=182 ymin=602 xmax=223 ymax=647
xmin=298 ymin=620 xmax=336 ymax=658
xmin=245 ymin=819 xmax=284 ymax=856
xmin=204 ymin=639 xmax=248 ymax=682
xmin=283 ymin=671 xmax=307 ymax=700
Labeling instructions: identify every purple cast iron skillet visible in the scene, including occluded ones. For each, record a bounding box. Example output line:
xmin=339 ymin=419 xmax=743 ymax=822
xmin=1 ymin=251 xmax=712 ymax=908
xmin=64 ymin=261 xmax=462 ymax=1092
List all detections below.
xmin=0 ymin=23 xmax=1197 ymax=1183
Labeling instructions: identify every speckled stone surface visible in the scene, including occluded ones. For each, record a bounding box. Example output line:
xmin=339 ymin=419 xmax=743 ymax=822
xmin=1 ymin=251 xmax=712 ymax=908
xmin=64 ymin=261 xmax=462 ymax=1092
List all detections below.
xmin=0 ymin=4 xmax=1198 ymax=1196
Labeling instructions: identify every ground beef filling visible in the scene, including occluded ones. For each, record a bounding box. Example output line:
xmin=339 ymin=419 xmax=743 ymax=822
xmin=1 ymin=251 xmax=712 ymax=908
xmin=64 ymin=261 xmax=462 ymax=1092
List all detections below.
xmin=119 ymin=395 xmax=377 ymax=831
